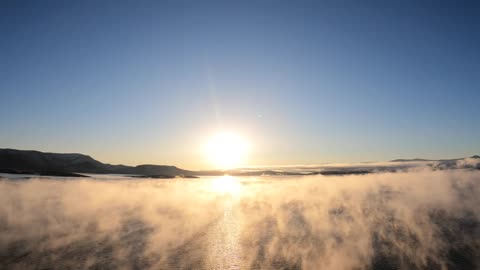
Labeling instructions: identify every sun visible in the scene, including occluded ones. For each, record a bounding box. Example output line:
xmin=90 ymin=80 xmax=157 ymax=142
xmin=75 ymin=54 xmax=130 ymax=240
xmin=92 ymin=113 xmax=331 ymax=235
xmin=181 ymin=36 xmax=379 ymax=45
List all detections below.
xmin=204 ymin=132 xmax=250 ymax=169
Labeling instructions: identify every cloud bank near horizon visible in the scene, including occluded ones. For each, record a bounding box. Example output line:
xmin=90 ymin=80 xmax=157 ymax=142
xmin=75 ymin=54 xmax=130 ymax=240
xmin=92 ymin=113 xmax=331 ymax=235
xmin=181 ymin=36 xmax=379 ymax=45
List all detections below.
xmin=241 ymin=156 xmax=480 ymax=173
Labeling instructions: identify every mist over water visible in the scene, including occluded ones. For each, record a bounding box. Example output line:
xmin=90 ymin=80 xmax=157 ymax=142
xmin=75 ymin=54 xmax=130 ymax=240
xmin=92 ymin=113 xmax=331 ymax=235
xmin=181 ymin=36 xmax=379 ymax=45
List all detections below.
xmin=0 ymin=170 xmax=479 ymax=270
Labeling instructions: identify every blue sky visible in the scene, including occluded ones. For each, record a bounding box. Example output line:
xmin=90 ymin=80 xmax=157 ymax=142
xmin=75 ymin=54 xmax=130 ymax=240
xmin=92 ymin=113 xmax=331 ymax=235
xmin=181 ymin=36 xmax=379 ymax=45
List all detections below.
xmin=1 ymin=0 xmax=479 ymax=169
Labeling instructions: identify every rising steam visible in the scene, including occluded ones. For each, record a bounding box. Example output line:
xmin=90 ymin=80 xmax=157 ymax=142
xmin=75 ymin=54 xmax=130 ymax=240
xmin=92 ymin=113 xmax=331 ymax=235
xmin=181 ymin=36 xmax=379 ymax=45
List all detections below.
xmin=0 ymin=168 xmax=479 ymax=269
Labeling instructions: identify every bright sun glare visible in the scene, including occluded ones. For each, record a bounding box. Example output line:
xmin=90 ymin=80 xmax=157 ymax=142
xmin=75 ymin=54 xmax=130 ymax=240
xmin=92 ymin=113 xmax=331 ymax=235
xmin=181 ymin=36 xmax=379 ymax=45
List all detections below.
xmin=204 ymin=132 xmax=249 ymax=169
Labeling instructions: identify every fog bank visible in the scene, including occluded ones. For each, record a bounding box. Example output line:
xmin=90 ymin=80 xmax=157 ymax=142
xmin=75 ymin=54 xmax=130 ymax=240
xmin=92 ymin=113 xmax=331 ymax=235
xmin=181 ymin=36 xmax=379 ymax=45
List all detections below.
xmin=0 ymin=169 xmax=479 ymax=269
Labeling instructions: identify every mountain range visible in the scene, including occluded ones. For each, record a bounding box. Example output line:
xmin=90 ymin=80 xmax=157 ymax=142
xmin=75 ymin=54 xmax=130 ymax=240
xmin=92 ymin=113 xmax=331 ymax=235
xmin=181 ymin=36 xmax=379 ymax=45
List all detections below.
xmin=0 ymin=148 xmax=478 ymax=178
xmin=0 ymin=148 xmax=195 ymax=177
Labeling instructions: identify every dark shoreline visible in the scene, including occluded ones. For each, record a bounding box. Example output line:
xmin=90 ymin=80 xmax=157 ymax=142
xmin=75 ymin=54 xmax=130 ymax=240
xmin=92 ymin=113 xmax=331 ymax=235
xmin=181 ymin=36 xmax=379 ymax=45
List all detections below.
xmin=0 ymin=169 xmax=89 ymax=178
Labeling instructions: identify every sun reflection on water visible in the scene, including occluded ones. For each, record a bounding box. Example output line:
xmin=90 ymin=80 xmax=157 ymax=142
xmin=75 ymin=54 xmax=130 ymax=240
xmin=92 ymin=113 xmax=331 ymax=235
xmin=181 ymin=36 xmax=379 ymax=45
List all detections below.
xmin=210 ymin=175 xmax=242 ymax=195
xmin=206 ymin=176 xmax=243 ymax=269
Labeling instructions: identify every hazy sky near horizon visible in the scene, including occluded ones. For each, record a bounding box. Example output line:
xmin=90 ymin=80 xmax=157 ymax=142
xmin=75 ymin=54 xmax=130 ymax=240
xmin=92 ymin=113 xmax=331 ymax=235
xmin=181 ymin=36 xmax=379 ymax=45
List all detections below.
xmin=1 ymin=0 xmax=479 ymax=169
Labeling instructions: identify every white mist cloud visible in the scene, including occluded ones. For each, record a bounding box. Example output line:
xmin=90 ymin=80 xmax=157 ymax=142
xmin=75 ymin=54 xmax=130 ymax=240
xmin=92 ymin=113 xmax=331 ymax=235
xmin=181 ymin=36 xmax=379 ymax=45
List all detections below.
xmin=0 ymin=169 xmax=479 ymax=269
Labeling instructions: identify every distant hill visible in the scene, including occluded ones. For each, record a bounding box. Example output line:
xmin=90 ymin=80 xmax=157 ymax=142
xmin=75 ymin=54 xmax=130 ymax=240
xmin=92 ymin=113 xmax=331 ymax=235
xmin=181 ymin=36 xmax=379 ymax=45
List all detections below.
xmin=390 ymin=158 xmax=434 ymax=162
xmin=389 ymin=156 xmax=478 ymax=162
xmin=0 ymin=148 xmax=195 ymax=177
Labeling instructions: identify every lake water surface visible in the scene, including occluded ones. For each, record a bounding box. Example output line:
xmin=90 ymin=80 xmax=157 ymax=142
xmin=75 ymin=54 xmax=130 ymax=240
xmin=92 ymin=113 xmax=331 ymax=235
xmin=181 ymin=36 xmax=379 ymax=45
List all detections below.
xmin=0 ymin=171 xmax=479 ymax=269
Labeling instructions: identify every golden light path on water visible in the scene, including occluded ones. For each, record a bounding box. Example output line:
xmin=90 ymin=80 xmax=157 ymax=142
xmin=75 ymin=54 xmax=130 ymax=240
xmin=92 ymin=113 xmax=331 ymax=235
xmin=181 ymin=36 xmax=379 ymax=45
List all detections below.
xmin=206 ymin=176 xmax=243 ymax=270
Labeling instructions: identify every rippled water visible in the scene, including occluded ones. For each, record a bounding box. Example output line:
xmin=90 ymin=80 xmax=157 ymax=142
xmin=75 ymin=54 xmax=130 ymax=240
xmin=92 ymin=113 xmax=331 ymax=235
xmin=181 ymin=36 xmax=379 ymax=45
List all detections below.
xmin=0 ymin=171 xmax=479 ymax=269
